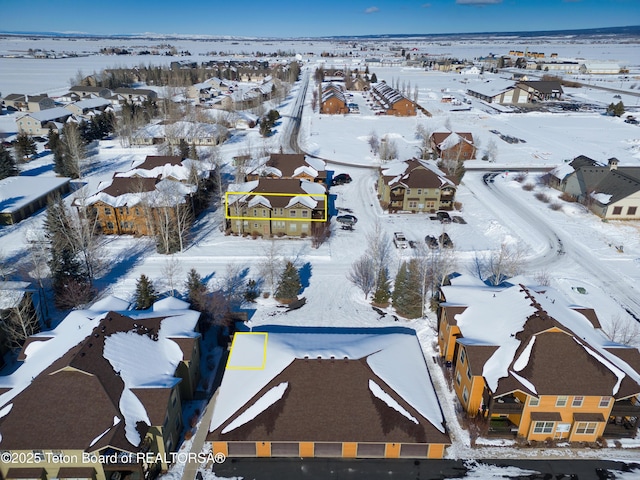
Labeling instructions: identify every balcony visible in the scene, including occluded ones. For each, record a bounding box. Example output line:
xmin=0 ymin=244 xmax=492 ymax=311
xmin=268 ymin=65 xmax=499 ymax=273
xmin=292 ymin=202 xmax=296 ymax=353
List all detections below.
xmin=490 ymin=395 xmax=524 ymax=415
xmin=487 ymin=417 xmax=519 ymax=437
xmin=610 ymin=399 xmax=640 ymax=417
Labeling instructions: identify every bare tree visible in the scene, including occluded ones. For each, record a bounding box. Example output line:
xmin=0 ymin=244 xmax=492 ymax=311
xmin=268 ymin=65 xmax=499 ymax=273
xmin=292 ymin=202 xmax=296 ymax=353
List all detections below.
xmin=368 ymin=130 xmax=380 ymax=156
xmin=62 ymin=123 xmax=85 ymax=178
xmin=22 ymin=229 xmax=50 ymax=323
xmin=365 ymin=222 xmax=393 ymax=291
xmin=348 ymin=255 xmax=376 ymax=298
xmin=471 ymin=242 xmax=526 ymax=285
xmin=0 ymin=290 xmax=40 ymax=350
xmin=415 ymin=124 xmax=433 ymax=159
xmin=603 ymin=314 xmax=640 ymax=347
xmin=162 ymin=255 xmax=183 ymax=296
xmin=379 ymin=135 xmax=398 ymax=162
xmin=258 ymin=240 xmax=285 ymax=297
xmin=485 ymin=139 xmax=498 ymax=162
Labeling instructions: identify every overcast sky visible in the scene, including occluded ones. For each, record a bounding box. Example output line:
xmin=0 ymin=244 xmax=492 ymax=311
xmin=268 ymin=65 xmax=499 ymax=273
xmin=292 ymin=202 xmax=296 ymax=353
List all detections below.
xmin=1 ymin=0 xmax=635 ymax=38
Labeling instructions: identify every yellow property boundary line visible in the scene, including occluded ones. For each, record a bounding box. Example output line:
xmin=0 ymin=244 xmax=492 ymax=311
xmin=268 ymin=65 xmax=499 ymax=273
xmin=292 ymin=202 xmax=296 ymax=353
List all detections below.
xmin=226 ymin=332 xmax=269 ymax=370
xmin=225 ymin=192 xmax=328 ymax=222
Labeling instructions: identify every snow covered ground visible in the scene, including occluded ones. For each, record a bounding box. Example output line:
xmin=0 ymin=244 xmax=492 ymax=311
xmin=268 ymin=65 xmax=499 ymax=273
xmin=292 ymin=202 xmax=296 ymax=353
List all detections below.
xmin=1 ymin=34 xmax=640 ymax=476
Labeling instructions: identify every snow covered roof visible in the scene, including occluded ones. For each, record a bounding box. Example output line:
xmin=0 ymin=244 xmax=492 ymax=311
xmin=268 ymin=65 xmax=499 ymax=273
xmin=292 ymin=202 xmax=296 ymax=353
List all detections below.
xmin=0 ymin=299 xmax=200 ymax=451
xmin=209 ymin=327 xmax=449 ymax=445
xmin=440 ymin=281 xmax=640 ymax=399
xmin=18 ymin=106 xmax=73 ymax=122
xmin=381 ymin=158 xmax=455 ymax=189
xmin=0 ymin=176 xmax=71 ymax=215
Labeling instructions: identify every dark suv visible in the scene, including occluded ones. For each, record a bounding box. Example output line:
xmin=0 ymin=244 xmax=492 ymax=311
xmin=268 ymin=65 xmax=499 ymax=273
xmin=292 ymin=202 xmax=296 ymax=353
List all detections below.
xmin=332 ymin=173 xmax=352 ymax=186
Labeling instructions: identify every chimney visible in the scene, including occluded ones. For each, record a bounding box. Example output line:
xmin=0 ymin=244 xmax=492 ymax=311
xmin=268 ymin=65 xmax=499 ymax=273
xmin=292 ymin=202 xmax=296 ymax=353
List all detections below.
xmin=608 ymin=158 xmax=619 ymax=170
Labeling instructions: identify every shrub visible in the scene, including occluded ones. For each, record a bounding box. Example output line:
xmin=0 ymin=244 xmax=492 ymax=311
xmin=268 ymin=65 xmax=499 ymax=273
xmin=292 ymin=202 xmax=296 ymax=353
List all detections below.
xmin=522 ymin=183 xmax=535 ymax=191
xmin=513 ymin=173 xmax=527 ymax=183
xmin=549 ymin=203 xmax=562 ymax=211
xmin=534 ymin=192 xmax=550 ymax=203
xmin=559 ymin=192 xmax=577 ymax=202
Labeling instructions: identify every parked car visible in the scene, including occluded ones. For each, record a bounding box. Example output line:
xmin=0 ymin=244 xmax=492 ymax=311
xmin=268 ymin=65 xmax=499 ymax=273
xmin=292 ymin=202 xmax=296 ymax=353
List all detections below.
xmin=332 ymin=173 xmax=352 ymax=186
xmin=425 ymin=235 xmax=439 ymax=249
xmin=393 ymin=232 xmax=409 ymax=249
xmin=436 ymin=211 xmax=451 ymax=223
xmin=336 ymin=214 xmax=357 ymax=226
xmin=439 ymin=232 xmax=453 ymax=248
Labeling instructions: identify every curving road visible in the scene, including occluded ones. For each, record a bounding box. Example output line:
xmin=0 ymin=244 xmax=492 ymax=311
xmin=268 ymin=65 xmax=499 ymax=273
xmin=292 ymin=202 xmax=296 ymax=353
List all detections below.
xmin=467 ymin=170 xmax=640 ymax=321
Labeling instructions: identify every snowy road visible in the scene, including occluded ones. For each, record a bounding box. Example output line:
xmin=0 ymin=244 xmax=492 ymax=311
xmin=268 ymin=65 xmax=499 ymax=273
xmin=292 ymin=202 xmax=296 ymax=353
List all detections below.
xmin=464 ymin=170 xmax=640 ymax=321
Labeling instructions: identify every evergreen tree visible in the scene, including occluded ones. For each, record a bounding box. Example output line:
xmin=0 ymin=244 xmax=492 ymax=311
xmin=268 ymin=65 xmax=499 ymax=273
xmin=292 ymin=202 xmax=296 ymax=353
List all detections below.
xmin=0 ymin=144 xmax=19 ymax=180
xmin=14 ymin=131 xmax=37 ymax=161
xmin=178 ymin=139 xmax=190 ymax=159
xmin=185 ymin=268 xmax=207 ymax=310
xmin=372 ymin=267 xmax=391 ymax=306
xmin=244 ymin=279 xmax=259 ymax=303
xmin=275 ymin=261 xmax=301 ymax=302
xmin=392 ymin=260 xmax=423 ymax=319
xmin=134 ymin=274 xmax=158 ymax=310
xmin=371 ymin=72 xmax=378 ymax=83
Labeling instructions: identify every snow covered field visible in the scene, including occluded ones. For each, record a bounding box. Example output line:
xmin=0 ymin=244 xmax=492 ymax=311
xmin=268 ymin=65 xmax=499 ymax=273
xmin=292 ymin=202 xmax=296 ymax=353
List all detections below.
xmin=2 ymin=33 xmax=640 ymax=476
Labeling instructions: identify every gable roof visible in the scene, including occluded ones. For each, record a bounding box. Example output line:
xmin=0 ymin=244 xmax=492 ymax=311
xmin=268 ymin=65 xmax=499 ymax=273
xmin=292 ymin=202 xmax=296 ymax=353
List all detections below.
xmin=0 ymin=302 xmax=200 ymax=452
xmin=208 ymin=327 xmax=449 ymax=445
xmin=380 ymin=158 xmax=456 ymax=189
xmin=441 ymin=281 xmax=640 ymax=399
xmin=228 ymin=178 xmax=327 ymax=210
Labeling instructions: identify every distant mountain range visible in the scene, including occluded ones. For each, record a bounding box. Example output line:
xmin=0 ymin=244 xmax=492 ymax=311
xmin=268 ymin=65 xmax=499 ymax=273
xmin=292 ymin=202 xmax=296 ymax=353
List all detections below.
xmin=0 ymin=25 xmax=638 ymax=41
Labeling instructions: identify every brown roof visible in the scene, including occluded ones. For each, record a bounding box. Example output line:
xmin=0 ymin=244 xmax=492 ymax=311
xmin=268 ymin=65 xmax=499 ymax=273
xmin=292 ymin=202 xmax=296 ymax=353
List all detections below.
xmin=573 ymin=412 xmax=605 ymax=422
xmin=136 ymin=155 xmax=183 ymax=170
xmin=431 ymin=132 xmax=474 ymax=148
xmin=101 ymin=176 xmax=158 ymax=197
xmin=442 ymin=306 xmax=467 ymax=325
xmin=250 ymin=178 xmax=326 ymax=209
xmin=530 ymin=411 xmax=562 ymax=422
xmin=6 ymin=468 xmax=46 ymax=479
xmin=57 ymin=467 xmax=96 ymax=479
xmin=0 ymin=312 xmax=180 ymax=452
xmin=464 ymin=345 xmax=499 ymax=376
xmin=209 ymin=358 xmax=450 ymax=445
xmin=172 ymin=337 xmax=198 ymax=361
xmin=507 ymin=329 xmax=627 ymax=397
xmin=132 ymin=388 xmax=173 ymax=425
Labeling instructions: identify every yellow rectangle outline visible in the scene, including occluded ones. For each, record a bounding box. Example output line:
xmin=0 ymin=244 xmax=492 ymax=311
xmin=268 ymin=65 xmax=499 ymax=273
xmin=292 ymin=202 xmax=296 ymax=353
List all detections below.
xmin=226 ymin=332 xmax=268 ymax=370
xmin=225 ymin=192 xmax=327 ymax=222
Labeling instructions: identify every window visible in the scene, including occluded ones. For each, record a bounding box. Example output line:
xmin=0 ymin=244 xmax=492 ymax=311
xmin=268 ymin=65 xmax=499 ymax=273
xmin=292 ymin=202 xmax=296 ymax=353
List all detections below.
xmin=533 ymin=421 xmax=554 ymax=434
xmin=575 ymin=422 xmax=597 ymax=435
xmin=290 ymin=223 xmax=297 ymax=232
xmin=106 ymin=222 xmax=114 ymax=229
xmin=253 ymin=209 xmax=257 ymax=216
xmin=104 ymin=207 xmax=112 ymax=215
xmin=456 ymin=371 xmax=462 ymax=386
xmin=556 ymin=396 xmax=568 ymax=407
xmin=408 ymin=201 xmax=418 ymax=208
xmin=302 ymin=210 xmax=308 ymax=217
xmin=417 ymin=189 xmax=422 ymax=195
xmin=628 ymin=206 xmax=637 ymax=216
xmin=572 ymin=396 xmax=584 ymax=408
xmin=406 ymin=188 xmax=411 ymax=195
xmin=290 ymin=210 xmax=296 ymax=217
xmin=529 ymin=397 xmax=540 ymax=407
xmin=459 ymin=348 xmax=466 ymax=364
xmin=612 ymin=206 xmax=622 ymax=215
xmin=462 ymin=386 xmax=469 ymax=403
xmin=135 ymin=208 xmax=141 ymax=215
xmin=599 ymin=396 xmax=611 ymax=408
xmin=466 ymin=365 xmax=472 ymax=381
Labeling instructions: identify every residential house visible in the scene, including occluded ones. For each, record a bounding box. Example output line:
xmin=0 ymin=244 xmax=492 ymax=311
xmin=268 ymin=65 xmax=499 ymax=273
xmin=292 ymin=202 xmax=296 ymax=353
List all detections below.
xmin=515 ymin=81 xmax=563 ymax=102
xmin=377 ymin=158 xmax=457 ymax=213
xmin=16 ymin=107 xmax=73 ymax=135
xmin=0 ymin=176 xmax=72 ymax=225
xmin=186 ymin=82 xmax=220 ymax=103
xmin=26 ymin=94 xmax=55 ymax=112
xmin=437 ymin=276 xmax=640 ymax=442
xmin=2 ymin=94 xmax=27 ymax=112
xmin=466 ymin=81 xmax=517 ymax=104
xmin=113 ymin=87 xmax=158 ymax=105
xmin=226 ymin=178 xmax=331 ymax=237
xmin=245 ymin=153 xmax=334 ymax=186
xmin=131 ymin=120 xmax=228 ymax=146
xmin=369 ymin=82 xmax=428 ymax=116
xmin=69 ymin=85 xmax=113 ymax=99
xmin=208 ymin=327 xmax=450 ymax=458
xmin=549 ymin=156 xmax=640 ymax=220
xmin=64 ymin=98 xmax=112 ymax=116
xmin=0 ymin=298 xmax=201 ymax=480
xmin=430 ymin=131 xmax=476 ymax=161
xmin=320 ymin=83 xmax=348 ymax=114
xmin=78 ymin=178 xmax=197 ymax=237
